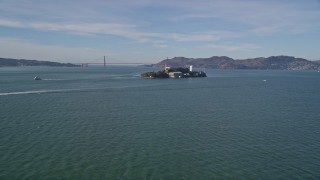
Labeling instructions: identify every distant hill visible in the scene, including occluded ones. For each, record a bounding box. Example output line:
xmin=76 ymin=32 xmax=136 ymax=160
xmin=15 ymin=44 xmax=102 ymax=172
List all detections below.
xmin=156 ymin=56 xmax=320 ymax=70
xmin=0 ymin=58 xmax=79 ymax=67
xmin=314 ymin=60 xmax=320 ymax=64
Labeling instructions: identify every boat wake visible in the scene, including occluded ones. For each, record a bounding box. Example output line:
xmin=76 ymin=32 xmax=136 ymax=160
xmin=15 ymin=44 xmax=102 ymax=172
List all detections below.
xmin=0 ymin=90 xmax=67 ymax=96
xmin=42 ymin=79 xmax=67 ymax=81
xmin=0 ymin=83 xmax=174 ymax=96
xmin=0 ymin=88 xmax=106 ymax=96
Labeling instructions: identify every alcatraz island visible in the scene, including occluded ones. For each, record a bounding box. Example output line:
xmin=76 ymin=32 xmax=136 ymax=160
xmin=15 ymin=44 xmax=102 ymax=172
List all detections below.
xmin=141 ymin=65 xmax=207 ymax=78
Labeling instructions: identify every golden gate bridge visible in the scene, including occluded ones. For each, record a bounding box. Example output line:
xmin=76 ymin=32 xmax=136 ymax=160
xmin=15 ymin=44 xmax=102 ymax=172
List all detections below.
xmin=76 ymin=56 xmax=152 ymax=67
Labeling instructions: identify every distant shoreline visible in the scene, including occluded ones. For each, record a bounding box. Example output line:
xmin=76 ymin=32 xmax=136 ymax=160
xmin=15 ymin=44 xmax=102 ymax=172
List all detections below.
xmin=2 ymin=56 xmax=320 ymax=70
xmin=154 ymin=56 xmax=320 ymax=71
xmin=0 ymin=58 xmax=79 ymax=67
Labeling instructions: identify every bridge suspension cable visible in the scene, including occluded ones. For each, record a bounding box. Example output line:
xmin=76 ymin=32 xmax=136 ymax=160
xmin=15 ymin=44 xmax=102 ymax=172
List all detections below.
xmin=77 ymin=55 xmax=152 ymax=66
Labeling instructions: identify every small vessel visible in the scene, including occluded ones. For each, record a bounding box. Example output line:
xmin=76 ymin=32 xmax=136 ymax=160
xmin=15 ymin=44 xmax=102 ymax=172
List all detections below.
xmin=34 ymin=76 xmax=42 ymax=80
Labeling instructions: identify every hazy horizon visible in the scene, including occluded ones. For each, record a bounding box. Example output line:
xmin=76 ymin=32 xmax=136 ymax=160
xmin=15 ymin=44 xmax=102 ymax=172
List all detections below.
xmin=1 ymin=0 xmax=320 ymax=63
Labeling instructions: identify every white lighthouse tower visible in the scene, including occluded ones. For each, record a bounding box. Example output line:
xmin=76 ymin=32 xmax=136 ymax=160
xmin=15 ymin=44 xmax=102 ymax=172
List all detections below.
xmin=189 ymin=65 xmax=193 ymax=72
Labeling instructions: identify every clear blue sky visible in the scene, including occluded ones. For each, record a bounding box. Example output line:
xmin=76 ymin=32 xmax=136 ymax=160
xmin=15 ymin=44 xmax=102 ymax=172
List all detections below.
xmin=0 ymin=0 xmax=320 ymax=63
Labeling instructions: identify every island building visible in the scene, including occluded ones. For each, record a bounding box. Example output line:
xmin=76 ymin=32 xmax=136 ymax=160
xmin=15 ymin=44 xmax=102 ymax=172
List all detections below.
xmin=166 ymin=65 xmax=194 ymax=78
xmin=168 ymin=72 xmax=183 ymax=78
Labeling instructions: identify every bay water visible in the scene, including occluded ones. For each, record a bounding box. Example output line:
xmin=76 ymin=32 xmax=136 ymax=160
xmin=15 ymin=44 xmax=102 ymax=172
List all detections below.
xmin=1 ymin=66 xmax=320 ymax=179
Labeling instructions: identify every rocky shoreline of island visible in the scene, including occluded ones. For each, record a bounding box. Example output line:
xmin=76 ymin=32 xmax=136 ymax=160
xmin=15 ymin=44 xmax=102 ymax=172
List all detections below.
xmin=141 ymin=66 xmax=206 ymax=78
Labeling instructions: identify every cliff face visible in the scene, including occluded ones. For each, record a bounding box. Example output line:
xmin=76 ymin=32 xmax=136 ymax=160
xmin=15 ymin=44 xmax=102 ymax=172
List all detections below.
xmin=156 ymin=56 xmax=320 ymax=70
xmin=0 ymin=58 xmax=79 ymax=67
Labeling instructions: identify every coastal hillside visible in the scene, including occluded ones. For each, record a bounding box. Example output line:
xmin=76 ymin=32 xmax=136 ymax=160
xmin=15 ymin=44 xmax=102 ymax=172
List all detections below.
xmin=156 ymin=56 xmax=320 ymax=70
xmin=0 ymin=58 xmax=79 ymax=67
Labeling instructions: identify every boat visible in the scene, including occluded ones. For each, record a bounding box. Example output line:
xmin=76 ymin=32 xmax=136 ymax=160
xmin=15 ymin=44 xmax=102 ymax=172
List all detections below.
xmin=34 ymin=76 xmax=42 ymax=80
